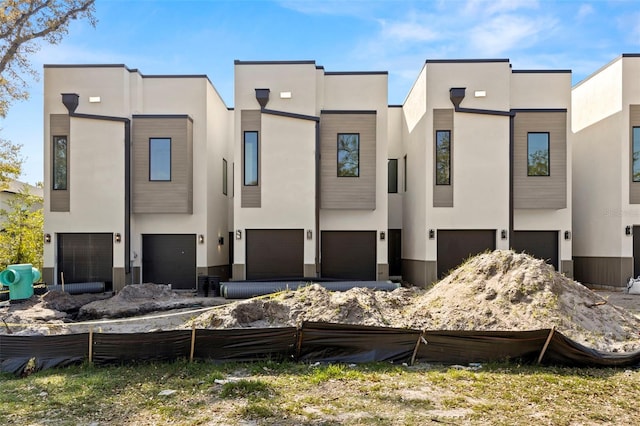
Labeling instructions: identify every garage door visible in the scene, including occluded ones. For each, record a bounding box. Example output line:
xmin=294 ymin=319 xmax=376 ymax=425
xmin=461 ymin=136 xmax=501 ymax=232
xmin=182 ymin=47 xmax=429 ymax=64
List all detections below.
xmin=437 ymin=230 xmax=496 ymax=279
xmin=246 ymin=229 xmax=304 ymax=280
xmin=513 ymin=231 xmax=558 ymax=270
xmin=321 ymin=231 xmax=376 ymax=280
xmin=57 ymin=233 xmax=113 ymax=289
xmin=142 ymin=234 xmax=196 ymax=289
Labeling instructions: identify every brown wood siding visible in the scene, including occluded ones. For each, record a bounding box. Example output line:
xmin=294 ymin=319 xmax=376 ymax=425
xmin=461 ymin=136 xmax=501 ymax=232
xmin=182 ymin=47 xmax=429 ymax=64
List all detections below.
xmin=433 ymin=109 xmax=453 ymax=207
xmin=132 ymin=117 xmax=193 ymax=213
xmin=241 ymin=110 xmax=261 ymax=208
xmin=320 ymin=112 xmax=376 ymax=209
xmin=629 ymin=105 xmax=640 ymax=203
xmin=50 ymin=114 xmax=70 ymax=212
xmin=513 ymin=111 xmax=567 ymax=209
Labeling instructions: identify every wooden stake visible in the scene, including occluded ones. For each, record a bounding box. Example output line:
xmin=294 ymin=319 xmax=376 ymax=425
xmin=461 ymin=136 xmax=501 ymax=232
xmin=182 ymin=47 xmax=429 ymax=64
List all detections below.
xmin=537 ymin=326 xmax=556 ymax=364
xmin=410 ymin=333 xmax=426 ymax=366
xmin=190 ymin=323 xmax=196 ymax=363
xmin=60 ymin=272 xmax=65 ymax=293
xmin=88 ymin=327 xmax=94 ymax=365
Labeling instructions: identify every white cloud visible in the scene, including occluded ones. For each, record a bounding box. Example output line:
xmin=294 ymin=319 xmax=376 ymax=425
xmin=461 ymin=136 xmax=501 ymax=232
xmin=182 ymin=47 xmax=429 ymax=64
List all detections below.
xmin=378 ymin=15 xmax=441 ymax=43
xmin=463 ymin=0 xmax=539 ymax=17
xmin=468 ymin=14 xmax=557 ymax=56
xmin=577 ymin=4 xmax=594 ymax=20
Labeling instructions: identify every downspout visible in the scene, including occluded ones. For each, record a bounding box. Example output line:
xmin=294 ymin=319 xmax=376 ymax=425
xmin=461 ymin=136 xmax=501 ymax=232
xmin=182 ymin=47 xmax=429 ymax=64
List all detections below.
xmin=254 ymin=89 xmax=322 ymax=276
xmin=449 ymin=88 xmax=516 ymax=246
xmin=61 ymin=93 xmax=132 ymax=279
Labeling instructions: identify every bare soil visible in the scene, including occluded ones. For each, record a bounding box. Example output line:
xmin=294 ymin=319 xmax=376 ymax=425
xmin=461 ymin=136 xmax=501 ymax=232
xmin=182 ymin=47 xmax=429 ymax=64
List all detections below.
xmin=2 ymin=250 xmax=640 ymax=353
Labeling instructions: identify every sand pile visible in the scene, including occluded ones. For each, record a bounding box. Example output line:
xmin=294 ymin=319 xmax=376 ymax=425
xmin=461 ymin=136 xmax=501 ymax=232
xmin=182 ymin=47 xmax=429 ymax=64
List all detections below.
xmin=188 ymin=250 xmax=640 ymax=352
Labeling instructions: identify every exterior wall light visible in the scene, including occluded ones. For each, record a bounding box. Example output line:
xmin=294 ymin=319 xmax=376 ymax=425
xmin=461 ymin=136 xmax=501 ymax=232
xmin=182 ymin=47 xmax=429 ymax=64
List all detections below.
xmin=306 ymin=230 xmax=313 ymax=240
xmin=236 ymin=230 xmax=242 ymax=240
xmin=380 ymin=231 xmax=385 ymax=241
xmin=626 ymin=226 xmax=633 ymax=236
xmin=428 ymin=229 xmax=435 ymax=239
xmin=199 ymin=234 xmax=205 ymax=244
xmin=114 ymin=233 xmax=121 ymax=243
xmin=44 ymin=233 xmax=51 ymax=244
xmin=218 ymin=236 xmax=224 ymax=245
xmin=501 ymin=230 xmax=508 ymax=240
xmin=564 ymin=231 xmax=571 ymax=240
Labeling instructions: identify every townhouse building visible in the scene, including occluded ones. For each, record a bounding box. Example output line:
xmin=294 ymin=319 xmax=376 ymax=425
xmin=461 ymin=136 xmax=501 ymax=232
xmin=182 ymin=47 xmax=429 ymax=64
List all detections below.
xmin=397 ymin=60 xmax=573 ymax=286
xmin=232 ymin=61 xmax=389 ymax=281
xmin=572 ymin=54 xmax=640 ymax=288
xmin=42 ymin=58 xmax=575 ymax=291
xmin=43 ymin=65 xmax=231 ymax=292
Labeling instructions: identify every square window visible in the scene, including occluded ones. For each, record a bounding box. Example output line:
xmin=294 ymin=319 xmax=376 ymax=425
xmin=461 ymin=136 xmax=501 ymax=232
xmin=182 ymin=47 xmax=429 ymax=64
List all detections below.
xmin=527 ymin=133 xmax=550 ymax=176
xmin=149 ymin=138 xmax=171 ymax=181
xmin=435 ymin=130 xmax=451 ymax=185
xmin=337 ymin=133 xmax=359 ymax=177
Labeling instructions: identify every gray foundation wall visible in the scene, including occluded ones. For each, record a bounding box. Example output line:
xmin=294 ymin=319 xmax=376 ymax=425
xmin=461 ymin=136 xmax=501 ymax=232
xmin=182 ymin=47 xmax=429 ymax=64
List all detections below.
xmin=573 ymin=256 xmax=632 ymax=289
xmin=401 ymin=259 xmax=437 ymax=288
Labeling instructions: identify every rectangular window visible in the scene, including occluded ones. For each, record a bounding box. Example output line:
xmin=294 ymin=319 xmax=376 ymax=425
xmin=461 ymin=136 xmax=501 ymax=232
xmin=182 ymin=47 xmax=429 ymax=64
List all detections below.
xmin=52 ymin=135 xmax=68 ymax=190
xmin=403 ymin=155 xmax=407 ymax=192
xmin=244 ymin=131 xmax=258 ymax=186
xmin=337 ymin=133 xmax=360 ymax=177
xmin=527 ymin=132 xmax=550 ymax=176
xmin=633 ymin=127 xmax=640 ymax=182
xmin=388 ymin=159 xmax=398 ymax=193
xmin=222 ymin=158 xmax=228 ymax=195
xmin=149 ymin=138 xmax=171 ymax=181
xmin=435 ymin=130 xmax=451 ymax=185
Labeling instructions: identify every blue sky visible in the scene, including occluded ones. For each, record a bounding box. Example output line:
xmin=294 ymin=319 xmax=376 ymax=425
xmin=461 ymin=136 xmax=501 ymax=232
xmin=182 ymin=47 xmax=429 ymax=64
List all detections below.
xmin=2 ymin=0 xmax=640 ymax=185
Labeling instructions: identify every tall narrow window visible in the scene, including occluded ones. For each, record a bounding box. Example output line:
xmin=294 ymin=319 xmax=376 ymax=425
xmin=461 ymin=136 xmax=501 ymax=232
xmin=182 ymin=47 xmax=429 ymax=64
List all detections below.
xmin=527 ymin=132 xmax=550 ymax=176
xmin=337 ymin=133 xmax=359 ymax=177
xmin=149 ymin=138 xmax=171 ymax=181
xmin=633 ymin=127 xmax=640 ymax=182
xmin=244 ymin=131 xmax=258 ymax=186
xmin=52 ymin=136 xmax=68 ymax=190
xmin=388 ymin=159 xmax=398 ymax=193
xmin=222 ymin=158 xmax=228 ymax=195
xmin=403 ymin=155 xmax=407 ymax=192
xmin=435 ymin=130 xmax=451 ymax=185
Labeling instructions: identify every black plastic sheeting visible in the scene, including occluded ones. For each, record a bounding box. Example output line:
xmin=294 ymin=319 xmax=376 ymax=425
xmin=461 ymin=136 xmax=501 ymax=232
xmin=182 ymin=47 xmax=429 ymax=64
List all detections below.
xmin=3 ymin=324 xmax=640 ymax=376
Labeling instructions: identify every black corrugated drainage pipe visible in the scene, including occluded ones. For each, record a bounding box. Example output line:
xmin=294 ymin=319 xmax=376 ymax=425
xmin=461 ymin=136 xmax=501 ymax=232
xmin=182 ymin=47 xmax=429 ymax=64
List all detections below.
xmin=47 ymin=282 xmax=106 ymax=294
xmin=61 ymin=93 xmax=132 ymax=280
xmin=220 ymin=281 xmax=400 ymax=299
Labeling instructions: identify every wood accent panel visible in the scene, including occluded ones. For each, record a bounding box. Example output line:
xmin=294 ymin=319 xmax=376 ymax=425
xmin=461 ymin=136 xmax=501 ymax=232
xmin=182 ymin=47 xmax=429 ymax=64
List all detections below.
xmin=132 ymin=116 xmax=193 ymax=213
xmin=320 ymin=112 xmax=376 ymax=209
xmin=241 ymin=110 xmax=261 ymax=208
xmin=513 ymin=111 xmax=567 ymax=209
xmin=433 ymin=109 xmax=453 ymax=207
xmin=629 ymin=105 xmax=640 ymax=203
xmin=50 ymin=114 xmax=70 ymax=212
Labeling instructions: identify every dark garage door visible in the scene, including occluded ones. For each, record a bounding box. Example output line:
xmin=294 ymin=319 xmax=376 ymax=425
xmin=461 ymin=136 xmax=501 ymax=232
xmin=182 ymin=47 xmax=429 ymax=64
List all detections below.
xmin=246 ymin=229 xmax=304 ymax=280
xmin=437 ymin=230 xmax=496 ymax=279
xmin=322 ymin=231 xmax=376 ymax=280
xmin=513 ymin=231 xmax=559 ymax=270
xmin=143 ymin=234 xmax=196 ymax=289
xmin=57 ymin=233 xmax=113 ymax=289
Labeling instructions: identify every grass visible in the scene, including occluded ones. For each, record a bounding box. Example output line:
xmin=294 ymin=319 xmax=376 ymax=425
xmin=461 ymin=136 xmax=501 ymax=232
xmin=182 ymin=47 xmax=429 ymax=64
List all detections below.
xmin=1 ymin=360 xmax=639 ymax=425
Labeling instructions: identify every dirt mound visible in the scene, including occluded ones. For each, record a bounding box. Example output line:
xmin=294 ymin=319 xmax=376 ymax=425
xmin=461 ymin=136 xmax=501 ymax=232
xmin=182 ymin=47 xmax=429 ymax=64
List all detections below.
xmin=78 ymin=283 xmax=200 ymax=319
xmin=188 ymin=250 xmax=640 ymax=352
